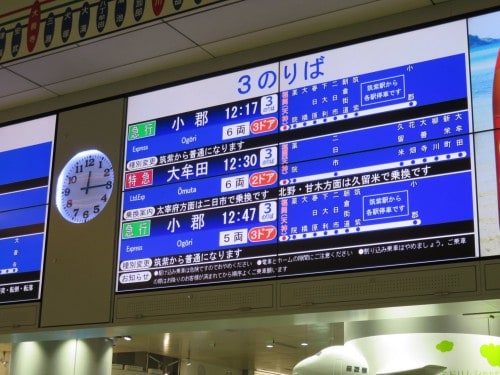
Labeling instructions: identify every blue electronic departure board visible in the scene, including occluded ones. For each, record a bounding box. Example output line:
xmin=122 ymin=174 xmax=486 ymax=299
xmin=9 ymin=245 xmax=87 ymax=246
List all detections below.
xmin=119 ymin=63 xmax=280 ymax=290
xmin=116 ymin=20 xmax=478 ymax=292
xmin=276 ymin=50 xmax=475 ymax=276
xmin=0 ymin=116 xmax=56 ymax=303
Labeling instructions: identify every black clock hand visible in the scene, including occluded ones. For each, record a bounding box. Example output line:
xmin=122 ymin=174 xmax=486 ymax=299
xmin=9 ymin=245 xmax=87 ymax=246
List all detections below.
xmin=82 ymin=170 xmax=92 ymax=194
xmin=81 ymin=182 xmax=110 ymax=190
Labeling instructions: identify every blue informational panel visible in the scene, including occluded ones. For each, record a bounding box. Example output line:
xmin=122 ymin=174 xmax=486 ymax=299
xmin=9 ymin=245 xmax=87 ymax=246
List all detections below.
xmin=117 ymin=20 xmax=478 ymax=292
xmin=0 ymin=116 xmax=56 ymax=303
xmin=119 ymin=64 xmax=280 ymax=290
xmin=276 ymin=21 xmax=477 ymax=276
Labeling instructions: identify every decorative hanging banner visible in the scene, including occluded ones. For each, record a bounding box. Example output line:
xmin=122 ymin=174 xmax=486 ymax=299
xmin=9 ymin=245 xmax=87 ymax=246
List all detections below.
xmin=27 ymin=0 xmax=40 ymax=52
xmin=0 ymin=0 xmax=225 ymax=63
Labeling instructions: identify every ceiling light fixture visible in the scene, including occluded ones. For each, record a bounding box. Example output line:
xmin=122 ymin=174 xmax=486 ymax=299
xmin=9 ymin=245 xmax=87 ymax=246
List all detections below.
xmin=266 ymin=339 xmax=297 ymax=350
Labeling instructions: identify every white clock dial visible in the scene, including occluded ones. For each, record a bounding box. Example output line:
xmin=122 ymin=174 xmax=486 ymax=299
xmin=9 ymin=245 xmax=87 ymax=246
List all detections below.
xmin=56 ymin=149 xmax=114 ymax=223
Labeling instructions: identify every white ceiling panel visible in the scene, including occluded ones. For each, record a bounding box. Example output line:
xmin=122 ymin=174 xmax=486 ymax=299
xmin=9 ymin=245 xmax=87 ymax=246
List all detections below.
xmin=167 ymin=0 xmax=385 ymax=45
xmin=202 ymin=0 xmax=435 ymax=58
xmin=0 ymin=68 xmax=40 ymax=97
xmin=7 ymin=23 xmax=196 ymax=86
xmin=0 ymin=87 xmax=56 ymax=111
xmin=46 ymin=47 xmax=213 ymax=95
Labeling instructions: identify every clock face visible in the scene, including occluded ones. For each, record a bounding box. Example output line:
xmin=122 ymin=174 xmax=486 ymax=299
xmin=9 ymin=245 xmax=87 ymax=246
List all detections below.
xmin=55 ymin=149 xmax=114 ymax=223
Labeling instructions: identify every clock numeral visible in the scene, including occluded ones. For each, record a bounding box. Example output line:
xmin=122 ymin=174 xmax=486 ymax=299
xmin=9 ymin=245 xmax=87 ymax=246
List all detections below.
xmin=104 ymin=168 xmax=111 ymax=177
xmin=76 ymin=164 xmax=83 ymax=173
xmin=106 ymin=181 xmax=113 ymax=189
xmin=83 ymin=210 xmax=89 ymax=219
xmin=73 ymin=208 xmax=79 ymax=217
xmin=66 ymin=199 xmax=73 ymax=208
xmin=85 ymin=158 xmax=95 ymax=167
xmin=101 ymin=194 xmax=108 ymax=202
xmin=94 ymin=205 xmax=100 ymax=214
xmin=68 ymin=175 xmax=77 ymax=184
xmin=64 ymin=188 xmax=71 ymax=196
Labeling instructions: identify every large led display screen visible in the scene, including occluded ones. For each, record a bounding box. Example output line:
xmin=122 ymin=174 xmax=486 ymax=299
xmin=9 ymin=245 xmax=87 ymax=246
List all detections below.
xmin=117 ymin=19 xmax=480 ymax=292
xmin=0 ymin=115 xmax=56 ymax=303
xmin=119 ymin=64 xmax=280 ymax=290
xmin=276 ymin=21 xmax=476 ymax=276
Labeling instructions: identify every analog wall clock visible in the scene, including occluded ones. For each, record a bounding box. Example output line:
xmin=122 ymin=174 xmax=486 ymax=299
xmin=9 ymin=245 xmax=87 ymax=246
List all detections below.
xmin=55 ymin=149 xmax=114 ymax=223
